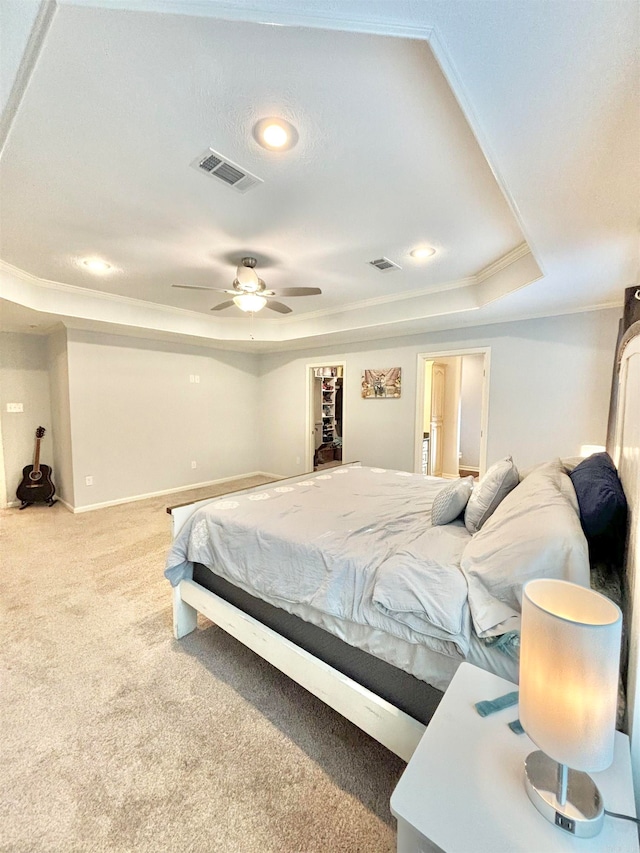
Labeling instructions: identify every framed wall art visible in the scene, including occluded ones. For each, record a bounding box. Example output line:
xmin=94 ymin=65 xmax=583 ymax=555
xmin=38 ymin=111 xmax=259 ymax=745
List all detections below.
xmin=361 ymin=368 xmax=401 ymax=398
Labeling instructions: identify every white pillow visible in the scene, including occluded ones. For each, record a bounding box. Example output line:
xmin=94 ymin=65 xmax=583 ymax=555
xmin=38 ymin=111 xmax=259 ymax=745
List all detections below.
xmin=464 ymin=457 xmax=519 ymax=534
xmin=460 ymin=460 xmax=589 ymax=638
xmin=431 ymin=477 xmax=474 ymax=526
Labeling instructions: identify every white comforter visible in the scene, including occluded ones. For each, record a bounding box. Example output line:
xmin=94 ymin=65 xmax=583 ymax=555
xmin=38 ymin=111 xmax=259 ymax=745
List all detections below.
xmin=166 ymin=466 xmax=473 ymax=657
xmin=166 ymin=461 xmax=591 ymax=664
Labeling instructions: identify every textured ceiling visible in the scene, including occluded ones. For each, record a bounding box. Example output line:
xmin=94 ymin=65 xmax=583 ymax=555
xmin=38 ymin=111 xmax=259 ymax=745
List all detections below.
xmin=0 ymin=0 xmax=638 ymax=349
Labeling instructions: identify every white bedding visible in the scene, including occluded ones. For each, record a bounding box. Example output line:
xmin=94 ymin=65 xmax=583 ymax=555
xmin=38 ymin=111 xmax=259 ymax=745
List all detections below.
xmin=166 ymin=466 xmax=473 ymax=658
xmin=165 ymin=461 xmax=590 ymax=689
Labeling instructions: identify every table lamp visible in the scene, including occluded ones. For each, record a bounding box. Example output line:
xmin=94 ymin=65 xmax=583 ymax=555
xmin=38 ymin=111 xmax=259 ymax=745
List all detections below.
xmin=519 ymin=578 xmax=622 ymax=838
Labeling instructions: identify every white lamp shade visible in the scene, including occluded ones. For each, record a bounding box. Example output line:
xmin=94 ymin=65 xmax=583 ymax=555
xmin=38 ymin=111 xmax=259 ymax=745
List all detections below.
xmin=519 ymin=579 xmax=622 ymax=772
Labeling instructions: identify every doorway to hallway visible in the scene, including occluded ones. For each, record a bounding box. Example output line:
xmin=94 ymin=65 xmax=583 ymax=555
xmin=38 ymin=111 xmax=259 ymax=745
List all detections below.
xmin=414 ymin=349 xmax=490 ymax=478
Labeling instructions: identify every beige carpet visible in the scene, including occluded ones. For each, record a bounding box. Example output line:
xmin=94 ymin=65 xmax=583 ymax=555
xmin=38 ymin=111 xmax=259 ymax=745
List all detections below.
xmin=1 ymin=479 xmax=404 ymax=852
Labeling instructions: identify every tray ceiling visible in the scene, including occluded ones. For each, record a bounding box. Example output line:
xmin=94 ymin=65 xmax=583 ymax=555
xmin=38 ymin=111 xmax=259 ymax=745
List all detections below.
xmin=0 ymin=0 xmax=637 ymax=350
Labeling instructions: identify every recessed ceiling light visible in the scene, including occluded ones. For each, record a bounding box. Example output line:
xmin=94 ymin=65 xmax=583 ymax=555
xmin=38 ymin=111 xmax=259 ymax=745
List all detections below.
xmin=80 ymin=258 xmax=112 ymax=274
xmin=410 ymin=246 xmax=436 ymax=260
xmin=253 ymin=117 xmax=299 ymax=152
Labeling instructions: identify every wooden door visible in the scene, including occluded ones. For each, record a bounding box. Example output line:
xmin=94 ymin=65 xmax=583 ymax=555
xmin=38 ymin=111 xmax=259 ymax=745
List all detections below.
xmin=430 ymin=363 xmax=446 ymax=477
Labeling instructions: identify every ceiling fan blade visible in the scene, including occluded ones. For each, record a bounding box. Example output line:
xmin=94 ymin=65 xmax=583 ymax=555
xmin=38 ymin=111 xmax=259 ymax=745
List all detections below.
xmin=265 ymin=300 xmax=292 ymax=314
xmin=210 ymin=300 xmax=236 ymax=311
xmin=272 ymin=287 xmax=322 ymax=297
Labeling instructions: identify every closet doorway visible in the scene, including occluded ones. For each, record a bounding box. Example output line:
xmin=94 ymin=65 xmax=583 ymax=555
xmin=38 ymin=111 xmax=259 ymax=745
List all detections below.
xmin=414 ymin=348 xmax=490 ymax=479
xmin=306 ymin=363 xmax=346 ymax=472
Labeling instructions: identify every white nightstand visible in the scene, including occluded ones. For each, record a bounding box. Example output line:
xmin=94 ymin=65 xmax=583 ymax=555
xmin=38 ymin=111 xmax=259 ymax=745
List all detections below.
xmin=391 ymin=662 xmax=639 ymax=853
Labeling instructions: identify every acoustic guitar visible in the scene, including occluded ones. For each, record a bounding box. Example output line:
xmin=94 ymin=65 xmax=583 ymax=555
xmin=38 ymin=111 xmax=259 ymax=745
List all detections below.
xmin=16 ymin=426 xmax=56 ymax=508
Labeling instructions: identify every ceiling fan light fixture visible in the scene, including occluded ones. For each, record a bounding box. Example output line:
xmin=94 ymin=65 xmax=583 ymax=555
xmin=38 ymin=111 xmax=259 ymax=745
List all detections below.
xmin=253 ymin=117 xmax=299 ymax=152
xmin=410 ymin=246 xmax=436 ymax=260
xmin=233 ymin=293 xmax=267 ymax=313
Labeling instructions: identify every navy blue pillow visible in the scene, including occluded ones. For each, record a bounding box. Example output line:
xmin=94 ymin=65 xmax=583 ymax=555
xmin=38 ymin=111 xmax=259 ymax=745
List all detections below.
xmin=569 ymin=452 xmax=627 ymax=564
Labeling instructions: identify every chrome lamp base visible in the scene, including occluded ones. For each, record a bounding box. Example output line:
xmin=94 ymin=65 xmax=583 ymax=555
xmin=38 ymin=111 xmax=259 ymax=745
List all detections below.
xmin=524 ymin=751 xmax=604 ymax=838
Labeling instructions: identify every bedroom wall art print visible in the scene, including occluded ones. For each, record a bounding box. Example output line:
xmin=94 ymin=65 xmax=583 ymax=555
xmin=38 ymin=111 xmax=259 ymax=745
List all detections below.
xmin=361 ymin=368 xmax=402 ymax=398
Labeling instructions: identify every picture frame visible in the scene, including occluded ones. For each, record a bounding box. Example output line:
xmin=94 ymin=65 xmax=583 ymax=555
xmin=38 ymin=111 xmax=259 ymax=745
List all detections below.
xmin=361 ymin=368 xmax=401 ymax=398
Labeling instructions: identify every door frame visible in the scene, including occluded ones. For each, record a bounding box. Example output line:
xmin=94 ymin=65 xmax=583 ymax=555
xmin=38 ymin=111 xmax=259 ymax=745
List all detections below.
xmin=414 ymin=347 xmax=491 ymax=476
xmin=305 ymin=360 xmax=347 ymax=471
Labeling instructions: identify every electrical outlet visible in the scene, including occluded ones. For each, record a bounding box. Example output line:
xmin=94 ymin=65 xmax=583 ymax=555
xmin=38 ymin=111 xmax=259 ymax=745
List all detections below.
xmin=85 ymin=476 xmax=93 ymax=486
xmin=191 ymin=461 xmax=197 ymax=469
xmin=194 ymin=374 xmax=200 ymax=383
xmin=6 ymin=403 xmax=23 ymax=413
xmin=189 ymin=374 xmax=195 ymax=383
xmin=296 ymin=456 xmax=301 ymax=465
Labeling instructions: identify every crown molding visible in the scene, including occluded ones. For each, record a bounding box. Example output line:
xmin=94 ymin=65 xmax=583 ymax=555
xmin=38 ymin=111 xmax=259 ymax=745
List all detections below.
xmin=476 ymin=242 xmax=532 ymax=283
xmin=1 ymin=242 xmax=540 ymax=335
xmin=0 ymin=259 xmax=244 ymax=325
xmin=63 ymin=1 xmax=435 ymax=39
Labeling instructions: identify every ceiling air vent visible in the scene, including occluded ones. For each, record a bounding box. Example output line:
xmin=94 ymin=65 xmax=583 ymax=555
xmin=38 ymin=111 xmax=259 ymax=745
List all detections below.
xmin=369 ymin=257 xmax=402 ymax=272
xmin=191 ymin=148 xmax=263 ymax=194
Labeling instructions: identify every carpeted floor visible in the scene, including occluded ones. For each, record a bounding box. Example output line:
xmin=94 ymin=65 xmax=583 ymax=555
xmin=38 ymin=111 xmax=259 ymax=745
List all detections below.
xmin=0 ymin=478 xmax=404 ymax=852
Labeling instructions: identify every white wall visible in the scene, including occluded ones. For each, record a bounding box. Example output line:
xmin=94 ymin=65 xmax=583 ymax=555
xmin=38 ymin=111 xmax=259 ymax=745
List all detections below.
xmin=459 ymin=353 xmax=484 ymax=470
xmin=258 ymin=309 xmax=621 ymax=476
xmin=46 ymin=326 xmax=74 ymax=505
xmin=65 ymin=331 xmax=262 ymax=508
xmin=0 ymin=331 xmax=52 ymax=505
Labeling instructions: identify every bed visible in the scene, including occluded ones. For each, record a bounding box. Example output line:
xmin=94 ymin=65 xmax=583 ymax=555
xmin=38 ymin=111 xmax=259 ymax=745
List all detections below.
xmin=165 ymin=319 xmax=639 ymax=782
xmin=165 ymin=446 xmax=614 ymax=762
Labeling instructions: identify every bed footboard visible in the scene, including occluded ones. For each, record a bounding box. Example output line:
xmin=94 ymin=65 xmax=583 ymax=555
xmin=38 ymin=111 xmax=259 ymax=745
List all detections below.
xmin=173 ymin=583 xmax=198 ymax=638
xmin=173 ymin=578 xmax=425 ymax=762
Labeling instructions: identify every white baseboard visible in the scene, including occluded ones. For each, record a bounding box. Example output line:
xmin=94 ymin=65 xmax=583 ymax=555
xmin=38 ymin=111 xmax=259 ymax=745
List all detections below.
xmin=459 ymin=465 xmax=480 ymax=472
xmin=71 ymin=471 xmax=283 ymax=514
xmin=5 ymin=497 xmax=72 ymax=511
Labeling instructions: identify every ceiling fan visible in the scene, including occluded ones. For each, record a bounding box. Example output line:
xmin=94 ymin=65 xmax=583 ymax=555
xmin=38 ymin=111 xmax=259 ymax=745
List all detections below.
xmin=172 ymin=257 xmax=322 ymax=314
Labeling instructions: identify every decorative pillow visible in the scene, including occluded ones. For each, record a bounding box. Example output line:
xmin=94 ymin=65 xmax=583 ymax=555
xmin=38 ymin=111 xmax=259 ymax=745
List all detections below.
xmin=569 ymin=452 xmax=627 ymax=564
xmin=464 ymin=457 xmax=519 ymax=534
xmin=431 ymin=477 xmax=474 ymax=526
xmin=460 ymin=460 xmax=590 ymax=638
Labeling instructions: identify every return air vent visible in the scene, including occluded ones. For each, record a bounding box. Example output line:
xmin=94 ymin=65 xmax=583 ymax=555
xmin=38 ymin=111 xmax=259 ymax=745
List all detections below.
xmin=369 ymin=257 xmax=402 ymax=272
xmin=191 ymin=148 xmax=263 ymax=194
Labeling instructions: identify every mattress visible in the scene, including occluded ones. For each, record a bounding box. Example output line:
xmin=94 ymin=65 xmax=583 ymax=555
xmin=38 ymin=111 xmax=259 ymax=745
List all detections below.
xmin=192 ymin=561 xmax=519 ymax=705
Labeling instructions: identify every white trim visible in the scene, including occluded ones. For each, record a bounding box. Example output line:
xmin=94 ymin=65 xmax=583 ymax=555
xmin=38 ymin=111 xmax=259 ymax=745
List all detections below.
xmin=71 ymin=471 xmax=280 ymax=513
xmin=475 ymin=243 xmax=532 ymax=283
xmin=175 ymin=578 xmax=425 ymax=762
xmin=414 ymin=347 xmax=490 ymax=477
xmin=458 ymin=465 xmax=480 ymax=473
xmin=305 ymin=361 xmax=347 ymax=472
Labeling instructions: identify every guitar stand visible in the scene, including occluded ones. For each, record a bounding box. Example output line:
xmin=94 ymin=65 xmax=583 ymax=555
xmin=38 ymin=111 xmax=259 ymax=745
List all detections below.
xmin=19 ymin=499 xmax=57 ymax=510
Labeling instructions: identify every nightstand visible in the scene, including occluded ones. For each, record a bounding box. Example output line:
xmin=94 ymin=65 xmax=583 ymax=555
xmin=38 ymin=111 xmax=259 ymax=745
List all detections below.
xmin=391 ymin=662 xmax=639 ymax=853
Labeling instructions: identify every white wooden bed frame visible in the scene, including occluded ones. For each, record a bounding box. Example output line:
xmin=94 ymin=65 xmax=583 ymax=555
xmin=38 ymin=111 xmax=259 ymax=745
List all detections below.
xmin=169 ymin=340 xmax=640 ymax=785
xmin=168 ymin=467 xmax=425 ymax=763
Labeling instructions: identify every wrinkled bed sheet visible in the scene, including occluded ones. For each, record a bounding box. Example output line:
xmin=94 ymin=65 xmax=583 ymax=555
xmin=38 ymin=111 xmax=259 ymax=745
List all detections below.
xmin=166 ymin=466 xmax=473 ymax=658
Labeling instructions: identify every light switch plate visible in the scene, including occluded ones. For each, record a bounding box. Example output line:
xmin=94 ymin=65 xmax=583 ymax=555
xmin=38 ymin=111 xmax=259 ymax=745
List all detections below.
xmin=6 ymin=403 xmax=24 ymax=412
